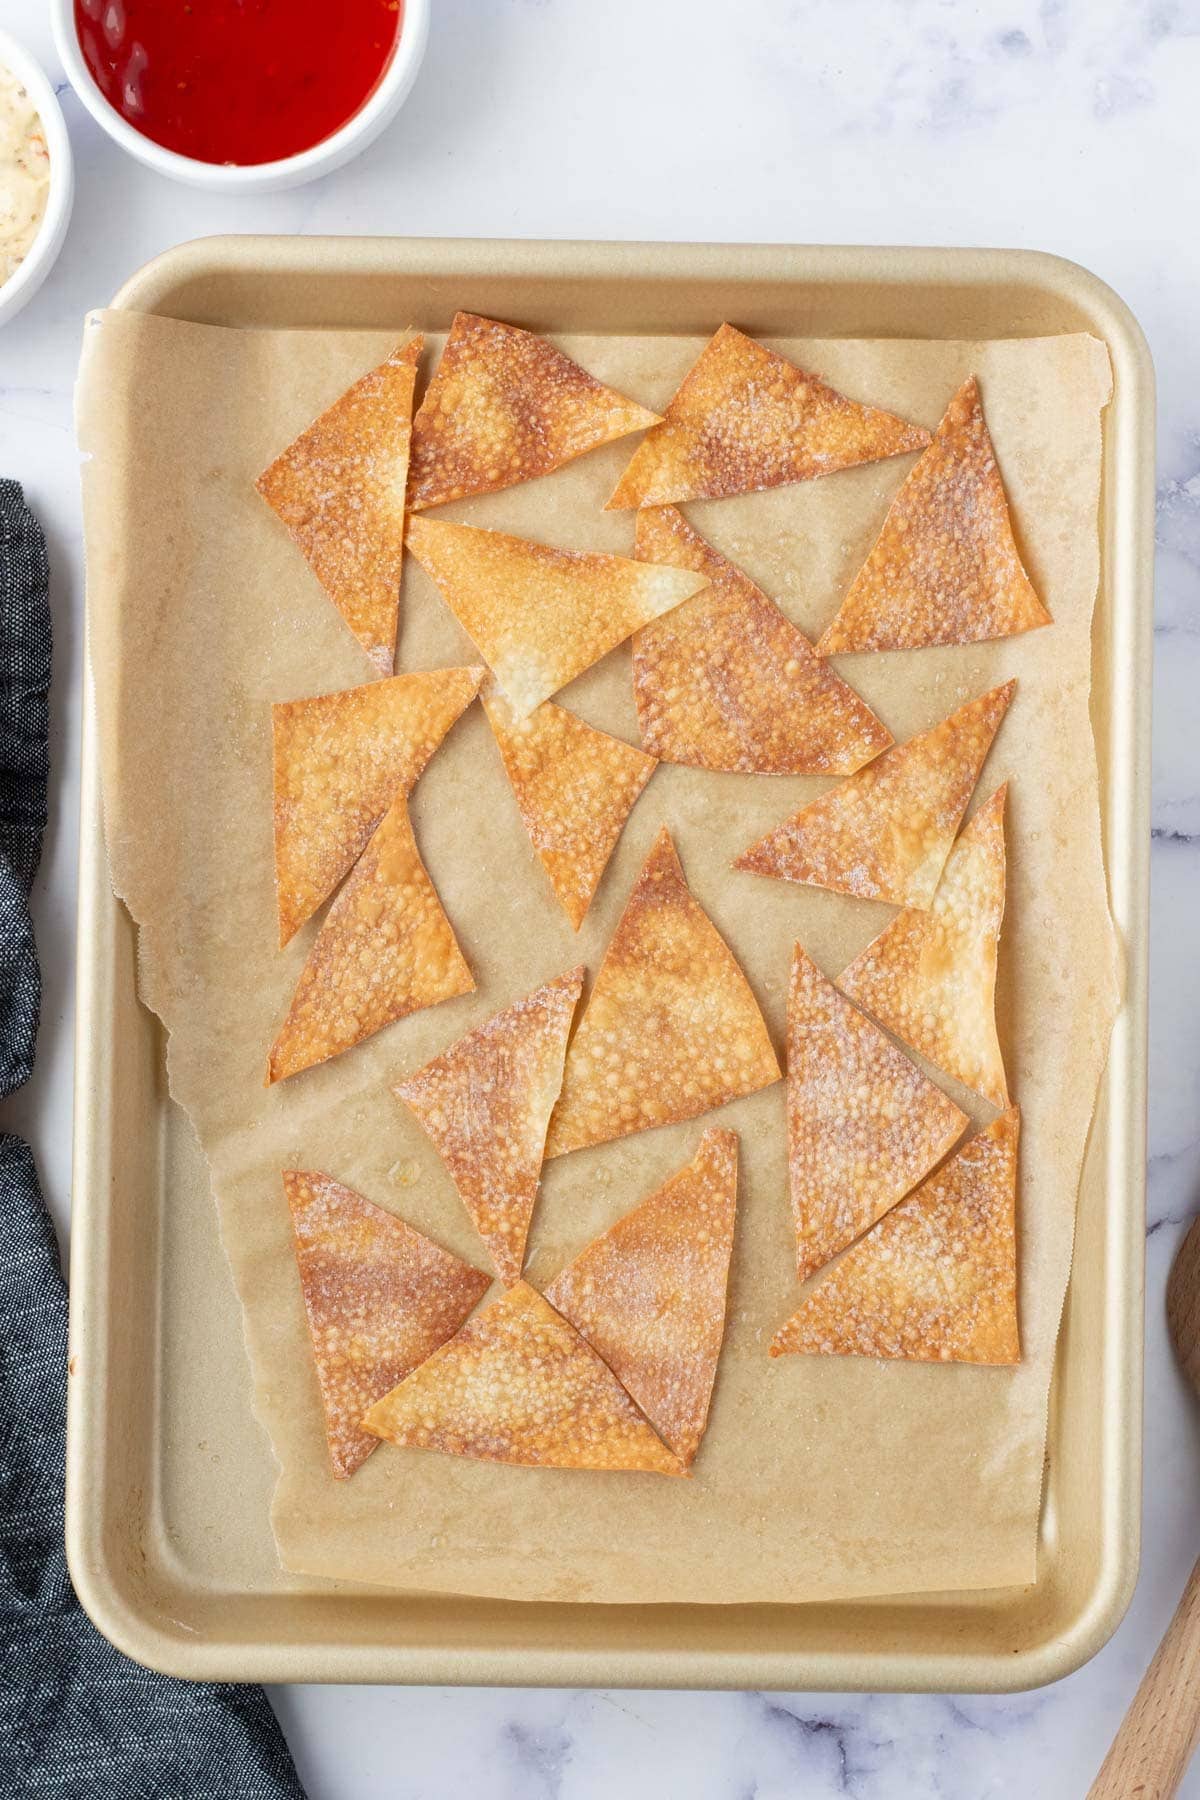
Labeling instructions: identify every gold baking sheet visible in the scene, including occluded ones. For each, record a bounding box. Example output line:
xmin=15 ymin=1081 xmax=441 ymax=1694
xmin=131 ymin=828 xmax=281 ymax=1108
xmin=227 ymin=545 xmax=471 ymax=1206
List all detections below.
xmin=65 ymin=239 xmax=1151 ymax=1684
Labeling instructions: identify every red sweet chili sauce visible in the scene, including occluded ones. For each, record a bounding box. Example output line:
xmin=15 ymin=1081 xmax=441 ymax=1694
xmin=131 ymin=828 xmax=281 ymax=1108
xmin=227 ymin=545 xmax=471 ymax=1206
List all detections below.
xmin=74 ymin=0 xmax=404 ymax=166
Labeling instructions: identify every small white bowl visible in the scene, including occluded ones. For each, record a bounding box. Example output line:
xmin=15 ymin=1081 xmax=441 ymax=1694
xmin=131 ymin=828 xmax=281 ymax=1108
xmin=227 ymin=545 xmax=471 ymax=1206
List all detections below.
xmin=51 ymin=0 xmax=429 ymax=194
xmin=0 ymin=30 xmax=74 ymax=328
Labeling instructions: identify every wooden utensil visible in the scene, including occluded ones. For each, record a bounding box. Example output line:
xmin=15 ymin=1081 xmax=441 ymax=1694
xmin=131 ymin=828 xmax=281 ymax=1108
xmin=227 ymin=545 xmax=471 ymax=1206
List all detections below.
xmin=1089 ymin=1215 xmax=1200 ymax=1799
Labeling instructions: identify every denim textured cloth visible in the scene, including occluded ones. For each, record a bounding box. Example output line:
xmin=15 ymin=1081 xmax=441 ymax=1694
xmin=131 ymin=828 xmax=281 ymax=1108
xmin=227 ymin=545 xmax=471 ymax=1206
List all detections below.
xmin=0 ymin=480 xmax=306 ymax=1799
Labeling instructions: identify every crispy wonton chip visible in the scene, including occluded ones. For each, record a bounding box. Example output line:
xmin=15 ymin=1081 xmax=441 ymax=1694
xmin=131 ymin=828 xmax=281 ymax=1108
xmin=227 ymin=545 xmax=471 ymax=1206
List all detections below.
xmin=273 ymin=666 xmax=484 ymax=946
xmin=771 ymin=1109 xmax=1020 ymax=1364
xmin=837 ymin=786 xmax=1008 ymax=1107
xmin=606 ymin=324 xmax=930 ymax=510
xmin=631 ymin=505 xmax=892 ymax=774
xmin=407 ymin=311 xmax=660 ymax=511
xmin=256 ymin=337 xmax=422 ymax=674
xmin=545 ymin=829 xmax=780 ymax=1158
xmin=285 ymin=1169 xmax=489 ymax=1478
xmin=267 ymin=797 xmax=473 ymax=1084
xmin=405 ymin=518 xmax=707 ymax=721
xmin=394 ymin=967 xmax=584 ymax=1285
xmin=735 ymin=682 xmax=1014 ymax=907
xmin=483 ymin=685 xmax=656 ymax=928
xmin=545 ymin=1127 xmax=738 ymax=1466
xmin=362 ymin=1280 xmax=685 ymax=1474
xmin=785 ymin=945 xmax=967 ymax=1283
xmin=817 ymin=377 xmax=1051 ymax=654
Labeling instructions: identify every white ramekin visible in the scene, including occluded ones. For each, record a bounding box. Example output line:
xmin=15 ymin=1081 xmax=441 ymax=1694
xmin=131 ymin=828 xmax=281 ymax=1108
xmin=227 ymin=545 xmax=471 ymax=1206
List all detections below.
xmin=0 ymin=30 xmax=74 ymax=328
xmin=50 ymin=0 xmax=429 ymax=194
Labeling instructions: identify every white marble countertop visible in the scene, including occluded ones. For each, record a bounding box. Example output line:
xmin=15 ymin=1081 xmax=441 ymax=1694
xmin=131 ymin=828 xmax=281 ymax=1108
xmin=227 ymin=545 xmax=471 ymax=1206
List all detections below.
xmin=1 ymin=1 xmax=1196 ymax=1794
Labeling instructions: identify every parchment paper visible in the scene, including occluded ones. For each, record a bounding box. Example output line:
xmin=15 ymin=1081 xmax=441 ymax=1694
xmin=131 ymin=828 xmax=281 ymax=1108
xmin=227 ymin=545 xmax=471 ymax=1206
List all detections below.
xmin=77 ymin=312 xmax=1117 ymax=1604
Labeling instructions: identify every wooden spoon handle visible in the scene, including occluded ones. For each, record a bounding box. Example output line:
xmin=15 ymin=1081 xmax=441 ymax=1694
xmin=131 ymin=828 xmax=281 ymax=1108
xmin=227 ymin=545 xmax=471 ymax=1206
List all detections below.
xmin=1089 ymin=1554 xmax=1200 ymax=1800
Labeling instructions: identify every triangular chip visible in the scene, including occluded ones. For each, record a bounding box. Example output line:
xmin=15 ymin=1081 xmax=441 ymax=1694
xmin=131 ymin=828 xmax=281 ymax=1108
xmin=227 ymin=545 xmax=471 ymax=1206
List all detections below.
xmin=606 ymin=324 xmax=930 ymax=510
xmin=545 ymin=1128 xmax=738 ymax=1466
xmin=483 ymin=686 xmax=656 ymax=928
xmin=273 ymin=665 xmax=484 ymax=946
xmin=784 ymin=945 xmax=968 ymax=1283
xmin=394 ymin=967 xmax=585 ymax=1285
xmin=362 ymin=1280 xmax=685 ymax=1474
xmin=632 ymin=505 xmax=892 ymax=774
xmin=771 ymin=1109 xmax=1020 ymax=1364
xmin=256 ymin=337 xmax=422 ymax=673
xmin=407 ymin=311 xmax=661 ymax=510
xmin=267 ymin=797 xmax=473 ymax=1084
xmin=545 ymin=828 xmax=780 ymax=1158
xmin=405 ymin=517 xmax=707 ymax=721
xmin=285 ymin=1169 xmax=490 ymax=1479
xmin=735 ymin=682 xmax=1014 ymax=906
xmin=837 ymin=786 xmax=1008 ymax=1107
xmin=817 ymin=377 xmax=1051 ymax=654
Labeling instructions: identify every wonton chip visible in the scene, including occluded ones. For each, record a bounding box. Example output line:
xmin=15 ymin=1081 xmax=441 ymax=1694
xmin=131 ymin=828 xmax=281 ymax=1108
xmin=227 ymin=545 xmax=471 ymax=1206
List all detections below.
xmin=273 ymin=666 xmax=484 ymax=946
xmin=405 ymin=517 xmax=707 ymax=720
xmin=837 ymin=786 xmax=1009 ymax=1107
xmin=771 ymin=1109 xmax=1020 ymax=1364
xmin=362 ymin=1280 xmax=684 ymax=1474
xmin=817 ymin=377 xmax=1051 ymax=654
xmin=545 ymin=829 xmax=780 ymax=1158
xmin=545 ymin=1127 xmax=738 ymax=1466
xmin=267 ymin=797 xmax=473 ymax=1084
xmin=784 ymin=945 xmax=967 ymax=1283
xmin=483 ymin=686 xmax=656 ymax=928
xmin=632 ymin=506 xmax=892 ymax=774
xmin=394 ymin=967 xmax=584 ymax=1285
xmin=407 ymin=311 xmax=660 ymax=510
xmin=256 ymin=337 xmax=422 ymax=674
xmin=606 ymin=324 xmax=930 ymax=510
xmin=735 ymin=682 xmax=1014 ymax=907
xmin=285 ymin=1169 xmax=489 ymax=1479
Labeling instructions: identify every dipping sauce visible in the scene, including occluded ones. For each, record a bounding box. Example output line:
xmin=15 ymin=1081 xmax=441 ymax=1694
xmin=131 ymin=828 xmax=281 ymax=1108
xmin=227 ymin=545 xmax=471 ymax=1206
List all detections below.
xmin=74 ymin=0 xmax=403 ymax=166
xmin=0 ymin=65 xmax=50 ymax=286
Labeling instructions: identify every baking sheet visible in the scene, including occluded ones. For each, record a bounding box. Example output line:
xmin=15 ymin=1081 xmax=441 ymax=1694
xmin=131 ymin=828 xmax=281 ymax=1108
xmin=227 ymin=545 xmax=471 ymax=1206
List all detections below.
xmin=77 ymin=312 xmax=1116 ymax=1605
